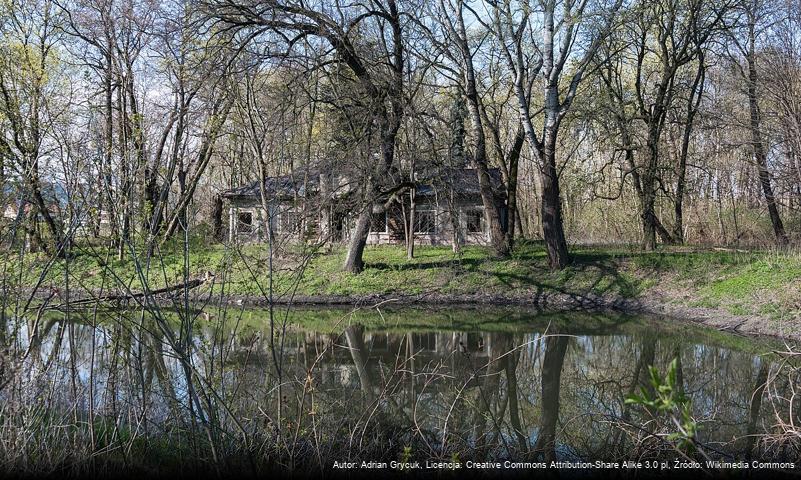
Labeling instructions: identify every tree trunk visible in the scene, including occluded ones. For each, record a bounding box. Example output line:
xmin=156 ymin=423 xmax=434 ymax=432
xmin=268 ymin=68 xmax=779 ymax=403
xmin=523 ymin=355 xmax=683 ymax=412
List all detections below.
xmin=511 ymin=52 xmax=571 ymax=268
xmin=342 ymin=132 xmax=399 ymax=274
xmin=463 ymin=94 xmax=508 ymax=257
xmin=103 ymin=29 xmax=116 ymax=248
xmin=641 ymin=127 xmax=660 ymax=251
xmin=674 ymin=56 xmax=706 ymax=244
xmin=117 ymin=83 xmax=132 ymax=260
xmin=506 ymin=128 xmax=525 ymax=251
xmin=212 ymin=194 xmax=223 ymax=241
xmin=163 ymin=98 xmax=232 ymax=241
xmin=447 ymin=180 xmax=461 ymax=254
xmin=533 ymin=334 xmax=569 ymax=461
xmin=407 ymin=160 xmax=415 ymax=260
xmin=539 ymin=132 xmax=570 ymax=269
xmin=455 ymin=7 xmax=508 ymax=257
xmin=673 ymin=151 xmax=688 ymax=244
xmin=343 ymin=207 xmax=372 ymax=274
xmin=624 ymin=147 xmax=674 ymax=245
xmin=25 ymin=162 xmax=63 ymax=256
xmin=746 ymin=21 xmax=788 ymax=246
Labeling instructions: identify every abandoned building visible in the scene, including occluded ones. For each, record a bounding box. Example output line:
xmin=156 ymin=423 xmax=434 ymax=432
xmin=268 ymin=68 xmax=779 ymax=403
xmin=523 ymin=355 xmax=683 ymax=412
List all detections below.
xmin=221 ymin=167 xmax=506 ymax=246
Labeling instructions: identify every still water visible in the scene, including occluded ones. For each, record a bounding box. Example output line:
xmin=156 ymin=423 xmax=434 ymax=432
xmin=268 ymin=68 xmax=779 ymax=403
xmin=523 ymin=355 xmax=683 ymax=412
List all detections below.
xmin=1 ymin=306 xmax=799 ymax=475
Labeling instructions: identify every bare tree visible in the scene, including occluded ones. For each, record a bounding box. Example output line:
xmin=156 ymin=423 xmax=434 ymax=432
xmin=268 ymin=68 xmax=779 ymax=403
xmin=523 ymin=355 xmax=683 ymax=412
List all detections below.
xmin=425 ymin=0 xmax=511 ymax=257
xmin=608 ymin=0 xmax=727 ymax=250
xmin=726 ymin=0 xmax=789 ymax=245
xmin=204 ymin=0 xmax=412 ymax=273
xmin=0 ymin=0 xmax=67 ymax=255
xmin=490 ymin=0 xmax=623 ymax=268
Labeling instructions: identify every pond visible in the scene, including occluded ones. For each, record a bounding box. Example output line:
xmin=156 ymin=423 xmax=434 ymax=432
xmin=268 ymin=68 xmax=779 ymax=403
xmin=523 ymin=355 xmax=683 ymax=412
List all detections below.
xmin=1 ymin=306 xmax=799 ymax=477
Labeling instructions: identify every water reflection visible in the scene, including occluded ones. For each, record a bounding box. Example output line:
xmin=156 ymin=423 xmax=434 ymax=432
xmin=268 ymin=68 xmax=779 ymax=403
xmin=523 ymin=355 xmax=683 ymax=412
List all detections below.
xmin=1 ymin=308 xmax=799 ymax=475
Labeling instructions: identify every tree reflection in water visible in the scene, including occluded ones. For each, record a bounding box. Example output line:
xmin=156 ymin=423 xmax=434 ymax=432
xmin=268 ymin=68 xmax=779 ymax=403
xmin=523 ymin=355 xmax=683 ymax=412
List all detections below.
xmin=0 ymin=308 xmax=798 ymax=476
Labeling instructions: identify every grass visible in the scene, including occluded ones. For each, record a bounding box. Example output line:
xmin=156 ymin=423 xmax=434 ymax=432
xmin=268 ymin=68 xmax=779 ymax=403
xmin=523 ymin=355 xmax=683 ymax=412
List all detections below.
xmin=4 ymin=239 xmax=801 ymax=321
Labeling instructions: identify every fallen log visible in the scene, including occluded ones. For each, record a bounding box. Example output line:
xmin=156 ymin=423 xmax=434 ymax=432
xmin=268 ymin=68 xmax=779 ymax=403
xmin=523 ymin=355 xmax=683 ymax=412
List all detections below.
xmin=45 ymin=275 xmax=211 ymax=311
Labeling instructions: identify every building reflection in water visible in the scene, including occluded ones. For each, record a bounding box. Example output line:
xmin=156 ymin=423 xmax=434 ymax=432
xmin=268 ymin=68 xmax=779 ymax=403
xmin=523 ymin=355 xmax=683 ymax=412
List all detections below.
xmin=6 ymin=309 xmax=798 ymax=467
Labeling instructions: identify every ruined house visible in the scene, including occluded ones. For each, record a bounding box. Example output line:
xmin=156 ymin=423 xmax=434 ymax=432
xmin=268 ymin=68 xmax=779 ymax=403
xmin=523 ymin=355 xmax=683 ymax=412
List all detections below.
xmin=221 ymin=167 xmax=506 ymax=246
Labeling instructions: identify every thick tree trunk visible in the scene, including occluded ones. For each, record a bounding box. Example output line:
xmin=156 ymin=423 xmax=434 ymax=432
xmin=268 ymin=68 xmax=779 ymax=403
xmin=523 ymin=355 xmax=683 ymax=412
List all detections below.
xmin=463 ymin=93 xmax=508 ymax=256
xmin=212 ymin=194 xmax=223 ymax=241
xmin=641 ymin=128 xmax=660 ymax=251
xmin=625 ymin=147 xmax=674 ymax=245
xmin=513 ymin=65 xmax=571 ymax=268
xmin=642 ymin=203 xmax=657 ymax=251
xmin=342 ymin=131 xmax=398 ymax=273
xmin=539 ymin=133 xmax=570 ymax=270
xmin=25 ymin=163 xmax=63 ymax=256
xmin=23 ymin=208 xmax=46 ymax=254
xmin=343 ymin=207 xmax=372 ymax=274
xmin=532 ymin=334 xmax=569 ymax=461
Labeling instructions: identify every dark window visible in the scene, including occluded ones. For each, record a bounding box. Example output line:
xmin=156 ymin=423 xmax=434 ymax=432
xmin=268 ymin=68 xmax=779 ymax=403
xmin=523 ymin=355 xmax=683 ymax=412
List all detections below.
xmin=370 ymin=211 xmax=387 ymax=233
xmin=414 ymin=210 xmax=435 ymax=234
xmin=465 ymin=209 xmax=483 ymax=233
xmin=281 ymin=211 xmax=299 ymax=233
xmin=238 ymin=211 xmax=253 ymax=234
xmin=412 ymin=333 xmax=436 ymax=351
xmin=305 ymin=211 xmax=319 ymax=237
xmin=467 ymin=333 xmax=482 ymax=352
xmin=370 ymin=333 xmax=388 ymax=351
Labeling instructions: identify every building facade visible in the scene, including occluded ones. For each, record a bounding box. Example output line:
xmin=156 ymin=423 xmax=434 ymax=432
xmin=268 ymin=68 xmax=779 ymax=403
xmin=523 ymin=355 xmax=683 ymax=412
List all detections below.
xmin=221 ymin=167 xmax=505 ymax=247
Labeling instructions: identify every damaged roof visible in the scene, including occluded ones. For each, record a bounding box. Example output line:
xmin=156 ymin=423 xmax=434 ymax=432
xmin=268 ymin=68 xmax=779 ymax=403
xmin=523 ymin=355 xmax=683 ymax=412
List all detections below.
xmin=221 ymin=167 xmax=504 ymax=200
xmin=418 ymin=167 xmax=505 ymax=198
xmin=221 ymin=172 xmax=320 ymax=200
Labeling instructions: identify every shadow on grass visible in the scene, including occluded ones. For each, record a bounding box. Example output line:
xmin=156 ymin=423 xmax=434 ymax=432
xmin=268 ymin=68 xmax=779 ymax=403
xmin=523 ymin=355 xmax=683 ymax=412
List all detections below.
xmin=363 ymin=244 xmax=656 ymax=306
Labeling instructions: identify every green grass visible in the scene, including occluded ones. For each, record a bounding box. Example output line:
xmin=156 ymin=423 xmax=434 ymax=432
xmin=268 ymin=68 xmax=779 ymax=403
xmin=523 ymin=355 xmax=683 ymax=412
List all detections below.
xmin=5 ymin=240 xmax=801 ymax=320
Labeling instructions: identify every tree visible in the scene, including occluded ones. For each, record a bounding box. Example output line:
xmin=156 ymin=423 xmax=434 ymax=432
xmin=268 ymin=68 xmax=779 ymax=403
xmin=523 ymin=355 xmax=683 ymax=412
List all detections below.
xmin=0 ymin=0 xmax=67 ymax=255
xmin=427 ymin=0 xmax=511 ymax=257
xmin=672 ymin=47 xmax=707 ymax=244
xmin=597 ymin=0 xmax=727 ymax=250
xmin=490 ymin=0 xmax=624 ymax=268
xmin=727 ymin=0 xmax=788 ymax=246
xmin=533 ymin=334 xmax=569 ymax=460
xmin=205 ymin=0 xmax=411 ymax=273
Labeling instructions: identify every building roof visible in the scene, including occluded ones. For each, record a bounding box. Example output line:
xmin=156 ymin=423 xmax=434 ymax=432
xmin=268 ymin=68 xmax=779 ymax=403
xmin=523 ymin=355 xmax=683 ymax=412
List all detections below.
xmin=221 ymin=167 xmax=505 ymax=201
xmin=1 ymin=181 xmax=72 ymax=219
xmin=418 ymin=167 xmax=505 ymax=198
xmin=221 ymin=172 xmax=320 ymax=200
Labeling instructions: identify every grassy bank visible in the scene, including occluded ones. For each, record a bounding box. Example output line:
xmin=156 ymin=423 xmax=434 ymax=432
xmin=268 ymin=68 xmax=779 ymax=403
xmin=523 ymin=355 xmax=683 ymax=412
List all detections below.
xmin=6 ymin=240 xmax=801 ymax=323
